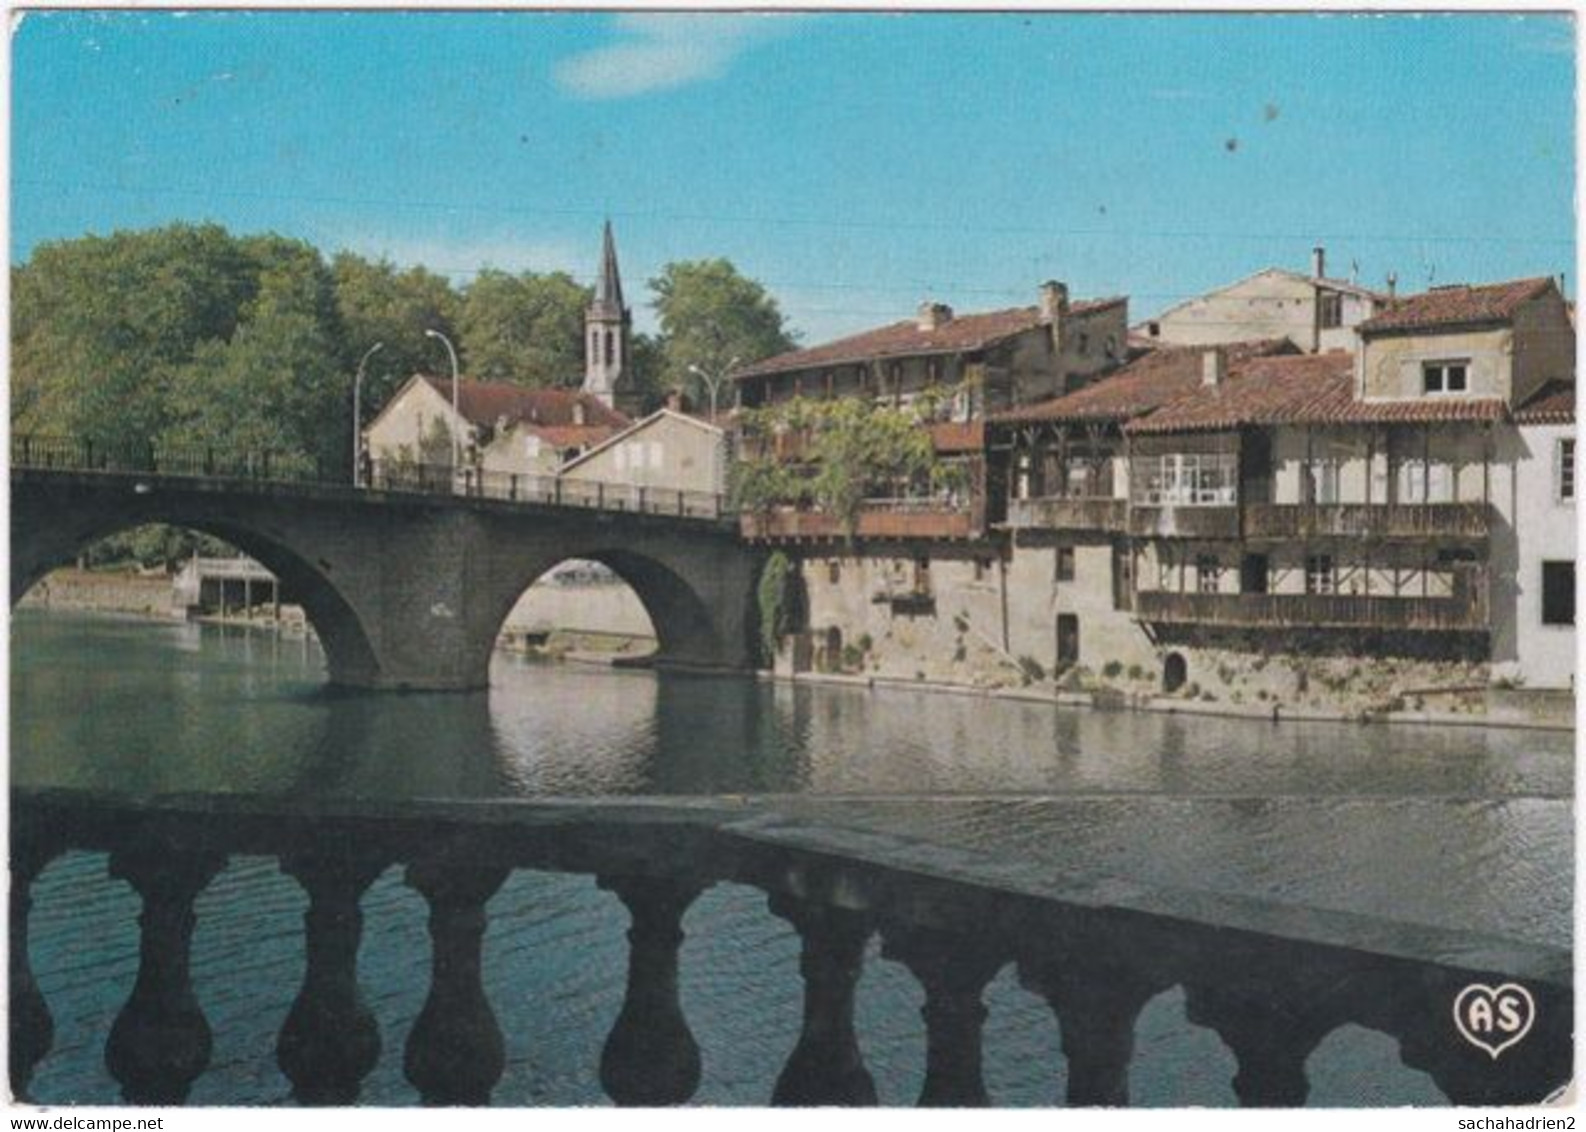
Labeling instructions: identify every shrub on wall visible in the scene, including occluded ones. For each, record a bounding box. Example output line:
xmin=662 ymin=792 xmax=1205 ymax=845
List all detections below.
xmin=757 ymin=551 xmax=795 ymax=664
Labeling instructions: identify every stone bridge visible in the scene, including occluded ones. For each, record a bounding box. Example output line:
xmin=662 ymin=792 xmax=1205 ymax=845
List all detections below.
xmin=11 ymin=460 xmax=763 ymax=690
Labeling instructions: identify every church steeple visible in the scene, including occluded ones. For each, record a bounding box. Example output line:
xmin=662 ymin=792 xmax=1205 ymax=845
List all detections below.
xmin=593 ymin=220 xmax=624 ymax=313
xmin=584 ymin=221 xmax=636 ymax=415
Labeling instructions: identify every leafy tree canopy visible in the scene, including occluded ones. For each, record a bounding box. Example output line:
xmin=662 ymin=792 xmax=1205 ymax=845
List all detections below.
xmin=458 ymin=269 xmax=588 ymax=388
xmin=649 ymin=259 xmax=796 ymax=410
xmin=330 ymin=252 xmax=461 ymax=417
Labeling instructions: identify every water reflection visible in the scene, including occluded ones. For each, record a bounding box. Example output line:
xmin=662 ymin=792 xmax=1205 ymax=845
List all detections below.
xmin=12 ymin=608 xmax=1570 ymax=803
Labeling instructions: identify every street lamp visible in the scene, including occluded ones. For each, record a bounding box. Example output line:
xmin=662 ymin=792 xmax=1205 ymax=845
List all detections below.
xmin=424 ymin=328 xmax=461 ymax=476
xmin=688 ymin=356 xmax=740 ymax=422
xmin=353 ymin=342 xmax=384 ymax=487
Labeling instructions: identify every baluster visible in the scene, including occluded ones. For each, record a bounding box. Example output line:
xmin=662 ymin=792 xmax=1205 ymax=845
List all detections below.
xmin=104 ymin=844 xmax=226 ymax=1104
xmin=767 ymin=891 xmax=877 ymax=1106
xmin=1182 ymin=976 xmax=1342 ymax=1106
xmin=10 ymin=817 xmax=65 ymax=1099
xmin=1019 ymin=950 xmax=1169 ymax=1106
xmin=276 ymin=853 xmax=387 ymax=1104
xmin=597 ymin=874 xmax=708 ymax=1106
xmin=403 ymin=859 xmax=509 ymax=1105
xmin=881 ymin=922 xmax=1005 ymax=1106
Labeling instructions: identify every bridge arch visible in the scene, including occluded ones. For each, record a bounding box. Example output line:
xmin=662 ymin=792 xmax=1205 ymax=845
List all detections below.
xmin=15 ymin=469 xmax=762 ymax=690
xmin=479 ymin=546 xmax=734 ymax=677
xmin=12 ymin=505 xmax=382 ymax=687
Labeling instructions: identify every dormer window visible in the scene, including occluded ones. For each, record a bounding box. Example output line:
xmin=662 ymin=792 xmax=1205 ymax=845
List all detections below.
xmin=1423 ymin=361 xmax=1469 ymax=395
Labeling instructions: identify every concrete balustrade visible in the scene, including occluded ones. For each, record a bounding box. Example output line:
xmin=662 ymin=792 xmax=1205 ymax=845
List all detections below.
xmin=9 ymin=788 xmax=1572 ymax=1107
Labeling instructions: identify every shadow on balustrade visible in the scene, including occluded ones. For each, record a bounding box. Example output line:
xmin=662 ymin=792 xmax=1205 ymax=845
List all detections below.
xmin=9 ymin=794 xmax=1572 ymax=1108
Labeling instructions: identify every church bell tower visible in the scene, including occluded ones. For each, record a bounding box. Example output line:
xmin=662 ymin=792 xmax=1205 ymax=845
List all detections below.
xmin=583 ymin=221 xmax=639 ymax=416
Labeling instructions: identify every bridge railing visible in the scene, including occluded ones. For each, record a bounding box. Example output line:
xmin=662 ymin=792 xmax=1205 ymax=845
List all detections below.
xmin=365 ymin=459 xmax=727 ymax=519
xmin=12 ymin=434 xmax=325 ymax=483
xmin=12 ymin=435 xmax=727 ymax=522
xmin=10 ymin=787 xmax=1571 ymax=1108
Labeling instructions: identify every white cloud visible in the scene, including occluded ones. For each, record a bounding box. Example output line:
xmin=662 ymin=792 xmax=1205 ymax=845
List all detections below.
xmin=555 ymin=13 xmax=799 ymax=100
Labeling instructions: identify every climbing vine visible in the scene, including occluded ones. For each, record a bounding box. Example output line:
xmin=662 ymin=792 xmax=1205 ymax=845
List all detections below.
xmin=756 ymin=550 xmax=795 ymax=664
xmin=732 ymin=390 xmax=969 ymax=540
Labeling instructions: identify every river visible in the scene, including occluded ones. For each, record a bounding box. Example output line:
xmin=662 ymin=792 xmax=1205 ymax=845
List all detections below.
xmin=9 ymin=608 xmax=1573 ymax=1106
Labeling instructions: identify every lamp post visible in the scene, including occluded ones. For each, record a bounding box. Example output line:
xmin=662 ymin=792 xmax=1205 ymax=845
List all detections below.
xmin=424 ymin=328 xmax=462 ymax=478
xmin=353 ymin=342 xmax=384 ymax=487
xmin=688 ymin=356 xmax=740 ymax=422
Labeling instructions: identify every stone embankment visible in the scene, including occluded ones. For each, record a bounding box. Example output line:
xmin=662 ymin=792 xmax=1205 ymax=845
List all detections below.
xmin=19 ymin=568 xmax=178 ymax=618
xmin=770 ymin=645 xmax=1574 ymax=732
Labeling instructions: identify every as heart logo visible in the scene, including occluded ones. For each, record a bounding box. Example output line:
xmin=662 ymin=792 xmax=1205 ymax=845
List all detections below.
xmin=1453 ymin=983 xmax=1535 ymax=1060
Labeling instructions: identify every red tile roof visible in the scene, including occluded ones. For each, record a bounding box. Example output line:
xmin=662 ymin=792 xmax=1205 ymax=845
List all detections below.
xmin=989 ymin=339 xmax=1297 ymax=426
xmin=731 ymin=297 xmax=1126 ymax=379
xmin=1514 ymin=380 xmax=1575 ymax=424
xmin=418 ymin=374 xmax=629 ymax=431
xmin=1357 ymin=277 xmax=1557 ymax=334
xmin=1123 ymin=352 xmax=1508 ymax=435
xmin=532 ymin=424 xmax=623 ymax=449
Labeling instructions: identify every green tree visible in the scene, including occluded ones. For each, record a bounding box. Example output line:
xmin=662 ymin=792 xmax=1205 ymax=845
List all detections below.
xmin=330 ymin=252 xmax=461 ymax=418
xmin=12 ymin=223 xmax=255 ymax=444
xmin=732 ymin=396 xmax=942 ymax=539
xmin=649 ymin=259 xmax=796 ymax=405
xmin=457 ymin=269 xmax=589 ymax=388
xmin=162 ymin=236 xmax=344 ymax=472
xmin=626 ymin=331 xmax=669 ymax=413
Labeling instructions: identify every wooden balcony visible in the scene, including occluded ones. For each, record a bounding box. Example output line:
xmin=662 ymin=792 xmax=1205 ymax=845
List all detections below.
xmin=741 ymin=500 xmax=979 ymax=543
xmin=1242 ymin=503 xmax=1493 ymax=541
xmin=1004 ymin=496 xmax=1127 ymax=532
xmin=1128 ymin=505 xmax=1241 ymax=540
xmin=1133 ymin=584 xmax=1489 ymax=633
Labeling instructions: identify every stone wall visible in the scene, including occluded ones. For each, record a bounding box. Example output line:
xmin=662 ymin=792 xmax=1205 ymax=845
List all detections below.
xmin=19 ymin=568 xmax=177 ymax=618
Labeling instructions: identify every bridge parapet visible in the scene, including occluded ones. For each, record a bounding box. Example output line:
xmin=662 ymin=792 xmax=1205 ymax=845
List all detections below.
xmin=11 ymin=788 xmax=1571 ymax=1107
xmin=12 ymin=435 xmax=729 ymax=524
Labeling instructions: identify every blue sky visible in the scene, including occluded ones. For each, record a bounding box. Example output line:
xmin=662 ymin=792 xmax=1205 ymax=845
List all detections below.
xmin=11 ymin=10 xmax=1576 ymax=342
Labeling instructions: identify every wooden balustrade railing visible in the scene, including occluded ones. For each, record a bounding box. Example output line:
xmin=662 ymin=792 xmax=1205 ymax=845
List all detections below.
xmin=9 ymin=788 xmax=1571 ymax=1107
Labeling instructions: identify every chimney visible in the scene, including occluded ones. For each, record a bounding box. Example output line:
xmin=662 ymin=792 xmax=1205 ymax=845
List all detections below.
xmin=1312 ymin=245 xmax=1326 ymax=280
xmin=1386 ymin=272 xmax=1397 ymax=303
xmin=917 ymin=301 xmax=953 ymax=331
xmin=572 ymin=400 xmax=586 ymax=426
xmin=1039 ymin=280 xmax=1070 ymax=321
xmin=1201 ymin=347 xmax=1227 ymax=388
xmin=665 ymin=389 xmax=684 ymax=412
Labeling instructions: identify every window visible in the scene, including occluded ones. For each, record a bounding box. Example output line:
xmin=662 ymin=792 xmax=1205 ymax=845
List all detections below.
xmin=1557 ymin=438 xmax=1576 ymax=503
xmin=1147 ymin=321 xmax=1161 ymax=338
xmin=1318 ymin=291 xmax=1343 ymax=330
xmin=1196 ymin=555 xmax=1222 ymax=594
xmin=1077 ymin=332 xmax=1090 ymax=355
xmin=1305 ymin=554 xmax=1336 ymax=595
xmin=1241 ymin=554 xmax=1269 ymax=594
xmin=828 ymin=560 xmax=841 ymax=585
xmin=1542 ymin=561 xmax=1574 ymax=626
xmin=1056 ymin=615 xmax=1080 ymax=670
xmin=1056 ymin=546 xmax=1076 ymax=582
xmin=1136 ymin=453 xmax=1238 ymax=507
xmin=1112 ymin=544 xmax=1133 ymax=610
xmin=1423 ymin=361 xmax=1469 ymax=395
